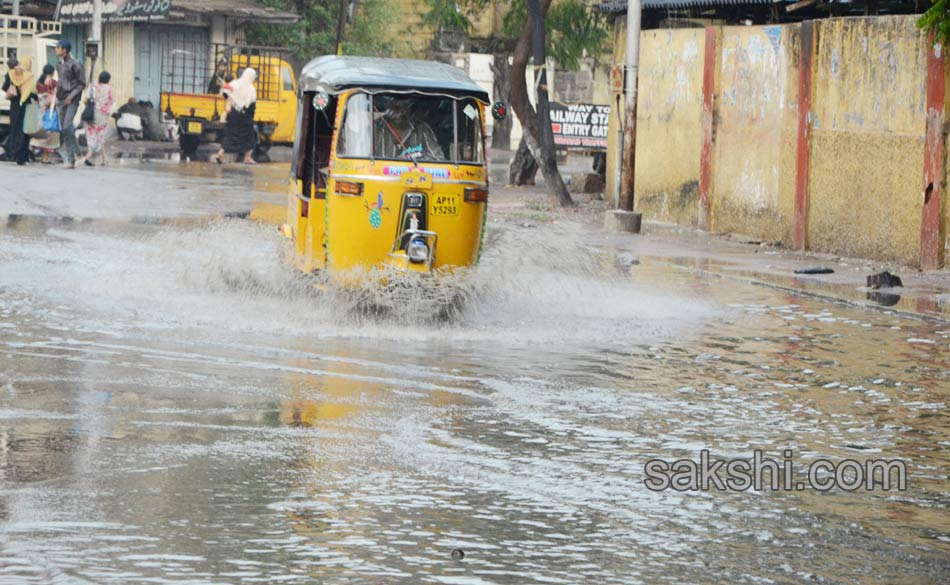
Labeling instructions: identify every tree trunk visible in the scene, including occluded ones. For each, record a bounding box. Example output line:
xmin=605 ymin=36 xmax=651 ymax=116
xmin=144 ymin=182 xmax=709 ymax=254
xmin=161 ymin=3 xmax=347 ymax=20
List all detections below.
xmin=508 ymin=0 xmax=573 ymax=206
xmin=527 ymin=0 xmax=572 ymax=206
xmin=490 ymin=51 xmax=513 ymax=151
xmin=509 ymin=136 xmax=539 ymax=185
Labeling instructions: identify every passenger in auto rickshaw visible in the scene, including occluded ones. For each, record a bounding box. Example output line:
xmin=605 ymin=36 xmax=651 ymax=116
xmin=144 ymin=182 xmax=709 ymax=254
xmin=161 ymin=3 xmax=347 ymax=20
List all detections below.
xmin=373 ymin=96 xmax=446 ymax=161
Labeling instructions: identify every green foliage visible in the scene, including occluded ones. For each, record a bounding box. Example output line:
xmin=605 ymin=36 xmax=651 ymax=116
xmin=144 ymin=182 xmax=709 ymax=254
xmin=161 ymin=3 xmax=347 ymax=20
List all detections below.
xmin=422 ymin=0 xmax=491 ymax=32
xmin=501 ymin=0 xmax=527 ymax=37
xmin=245 ymin=0 xmax=409 ymax=62
xmin=347 ymin=0 xmax=415 ymax=58
xmin=437 ymin=0 xmax=609 ymax=71
xmin=245 ymin=0 xmax=335 ymax=61
xmin=546 ymin=0 xmax=608 ymax=70
xmin=917 ymin=0 xmax=950 ymax=46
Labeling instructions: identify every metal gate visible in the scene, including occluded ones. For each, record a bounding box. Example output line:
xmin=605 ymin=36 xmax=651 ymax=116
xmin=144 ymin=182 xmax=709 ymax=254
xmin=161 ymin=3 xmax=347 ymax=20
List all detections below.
xmin=134 ymin=24 xmax=209 ymax=104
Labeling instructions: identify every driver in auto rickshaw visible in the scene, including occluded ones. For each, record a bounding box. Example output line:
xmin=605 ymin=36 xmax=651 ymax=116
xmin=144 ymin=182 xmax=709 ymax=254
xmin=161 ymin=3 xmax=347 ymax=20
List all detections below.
xmin=374 ymin=97 xmax=446 ymax=161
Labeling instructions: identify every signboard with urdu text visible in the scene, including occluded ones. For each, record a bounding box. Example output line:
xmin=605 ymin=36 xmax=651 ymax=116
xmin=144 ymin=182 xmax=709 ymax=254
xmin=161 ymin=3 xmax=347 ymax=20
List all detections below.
xmin=58 ymin=0 xmax=171 ymax=24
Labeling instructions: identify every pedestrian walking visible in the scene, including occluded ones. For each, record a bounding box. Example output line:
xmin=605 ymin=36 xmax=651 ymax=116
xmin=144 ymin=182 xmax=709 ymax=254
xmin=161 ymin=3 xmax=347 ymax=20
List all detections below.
xmin=79 ymin=71 xmax=114 ymax=166
xmin=215 ymin=68 xmax=257 ymax=164
xmin=1 ymin=58 xmax=16 ymax=158
xmin=54 ymin=39 xmax=86 ymax=169
xmin=2 ymin=56 xmax=38 ymax=165
xmin=33 ymin=64 xmax=60 ymax=164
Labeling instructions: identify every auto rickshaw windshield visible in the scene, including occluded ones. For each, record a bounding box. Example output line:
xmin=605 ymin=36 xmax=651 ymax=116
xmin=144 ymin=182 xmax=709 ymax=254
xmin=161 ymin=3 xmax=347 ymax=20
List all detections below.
xmin=337 ymin=93 xmax=484 ymax=164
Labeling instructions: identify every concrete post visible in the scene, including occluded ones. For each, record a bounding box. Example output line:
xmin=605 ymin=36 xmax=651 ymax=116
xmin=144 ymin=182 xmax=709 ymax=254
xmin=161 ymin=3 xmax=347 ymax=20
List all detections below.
xmin=606 ymin=0 xmax=643 ymax=233
xmin=88 ymin=0 xmax=103 ymax=80
xmin=697 ymin=27 xmax=718 ymax=231
xmin=92 ymin=0 xmax=103 ymax=42
xmin=793 ymin=21 xmax=815 ymax=251
xmin=921 ymin=33 xmax=945 ymax=270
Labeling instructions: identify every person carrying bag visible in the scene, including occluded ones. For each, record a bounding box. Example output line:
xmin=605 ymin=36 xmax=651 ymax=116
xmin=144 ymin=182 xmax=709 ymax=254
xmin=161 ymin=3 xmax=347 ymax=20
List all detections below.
xmin=3 ymin=56 xmax=38 ymax=165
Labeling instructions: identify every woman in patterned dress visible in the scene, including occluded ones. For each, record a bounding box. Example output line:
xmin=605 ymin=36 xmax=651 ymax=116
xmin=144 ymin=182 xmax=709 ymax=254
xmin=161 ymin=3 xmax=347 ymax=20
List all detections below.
xmin=80 ymin=71 xmax=115 ymax=166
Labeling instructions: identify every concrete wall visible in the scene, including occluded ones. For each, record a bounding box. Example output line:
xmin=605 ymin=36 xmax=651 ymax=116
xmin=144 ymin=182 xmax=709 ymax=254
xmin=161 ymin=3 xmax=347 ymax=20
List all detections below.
xmin=606 ymin=14 xmax=947 ymax=267
xmin=631 ymin=27 xmax=705 ymax=224
xmin=710 ymin=25 xmax=799 ymax=244
xmin=808 ymin=16 xmax=927 ymax=264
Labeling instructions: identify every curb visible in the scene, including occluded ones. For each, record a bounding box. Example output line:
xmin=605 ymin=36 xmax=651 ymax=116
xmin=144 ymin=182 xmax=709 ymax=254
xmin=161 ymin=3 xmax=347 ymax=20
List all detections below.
xmin=664 ymin=262 xmax=949 ymax=324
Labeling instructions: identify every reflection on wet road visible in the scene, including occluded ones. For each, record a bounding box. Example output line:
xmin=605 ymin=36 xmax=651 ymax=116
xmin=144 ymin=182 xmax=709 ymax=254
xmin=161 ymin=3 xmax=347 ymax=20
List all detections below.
xmin=0 ymin=163 xmax=947 ymax=584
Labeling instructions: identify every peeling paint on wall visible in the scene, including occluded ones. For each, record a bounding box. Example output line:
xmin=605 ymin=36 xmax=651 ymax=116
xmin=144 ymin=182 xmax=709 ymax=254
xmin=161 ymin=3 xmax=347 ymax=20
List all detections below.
xmin=628 ymin=28 xmax=706 ymax=225
xmin=606 ymin=14 xmax=939 ymax=265
xmin=809 ymin=16 xmax=928 ymax=264
xmin=710 ymin=25 xmax=799 ymax=243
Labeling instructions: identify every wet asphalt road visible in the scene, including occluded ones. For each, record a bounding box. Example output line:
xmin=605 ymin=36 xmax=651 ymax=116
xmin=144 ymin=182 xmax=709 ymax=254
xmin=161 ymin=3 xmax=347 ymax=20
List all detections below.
xmin=0 ymin=160 xmax=947 ymax=584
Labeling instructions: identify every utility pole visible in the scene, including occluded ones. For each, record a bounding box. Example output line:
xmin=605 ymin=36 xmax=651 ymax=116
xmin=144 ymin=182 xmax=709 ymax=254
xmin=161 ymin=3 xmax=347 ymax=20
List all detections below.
xmin=335 ymin=0 xmax=348 ymax=55
xmin=606 ymin=0 xmax=643 ymax=232
xmin=88 ymin=0 xmax=103 ymax=79
xmin=92 ymin=0 xmax=103 ymax=42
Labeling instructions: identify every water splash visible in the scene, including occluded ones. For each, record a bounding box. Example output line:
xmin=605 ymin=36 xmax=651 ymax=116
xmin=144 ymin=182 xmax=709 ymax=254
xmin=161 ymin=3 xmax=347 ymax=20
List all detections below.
xmin=0 ymin=217 xmax=716 ymax=347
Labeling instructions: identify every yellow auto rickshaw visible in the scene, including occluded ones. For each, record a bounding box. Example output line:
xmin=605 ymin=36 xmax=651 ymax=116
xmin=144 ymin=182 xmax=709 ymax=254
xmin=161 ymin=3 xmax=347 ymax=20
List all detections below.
xmin=284 ymin=56 xmax=506 ymax=285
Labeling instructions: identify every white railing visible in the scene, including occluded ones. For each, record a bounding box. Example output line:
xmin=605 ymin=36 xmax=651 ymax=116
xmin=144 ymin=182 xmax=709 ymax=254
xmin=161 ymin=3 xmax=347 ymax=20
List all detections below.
xmin=0 ymin=14 xmax=38 ymax=35
xmin=38 ymin=20 xmax=62 ymax=37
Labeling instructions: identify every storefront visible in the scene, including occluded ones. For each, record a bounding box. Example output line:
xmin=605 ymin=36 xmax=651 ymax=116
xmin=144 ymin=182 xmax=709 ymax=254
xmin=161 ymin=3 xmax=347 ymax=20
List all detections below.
xmin=56 ymin=0 xmax=296 ymax=105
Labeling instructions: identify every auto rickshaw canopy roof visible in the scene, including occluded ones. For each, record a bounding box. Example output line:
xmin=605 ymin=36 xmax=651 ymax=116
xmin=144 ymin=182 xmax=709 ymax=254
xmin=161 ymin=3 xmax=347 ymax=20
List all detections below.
xmin=299 ymin=56 xmax=490 ymax=103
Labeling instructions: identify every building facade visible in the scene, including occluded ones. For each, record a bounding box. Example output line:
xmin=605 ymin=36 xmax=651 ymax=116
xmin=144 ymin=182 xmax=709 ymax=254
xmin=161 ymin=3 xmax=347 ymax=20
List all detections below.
xmin=56 ymin=0 xmax=296 ymax=106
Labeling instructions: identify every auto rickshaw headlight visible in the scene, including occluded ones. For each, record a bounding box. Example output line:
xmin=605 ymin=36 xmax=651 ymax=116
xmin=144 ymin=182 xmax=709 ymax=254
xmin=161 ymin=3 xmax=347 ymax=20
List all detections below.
xmin=407 ymin=238 xmax=429 ymax=264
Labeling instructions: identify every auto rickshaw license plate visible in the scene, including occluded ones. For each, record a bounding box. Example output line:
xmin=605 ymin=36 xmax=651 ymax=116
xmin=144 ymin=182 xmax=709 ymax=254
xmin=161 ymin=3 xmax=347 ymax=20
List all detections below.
xmin=187 ymin=122 xmax=202 ymax=134
xmin=432 ymin=194 xmax=459 ymax=216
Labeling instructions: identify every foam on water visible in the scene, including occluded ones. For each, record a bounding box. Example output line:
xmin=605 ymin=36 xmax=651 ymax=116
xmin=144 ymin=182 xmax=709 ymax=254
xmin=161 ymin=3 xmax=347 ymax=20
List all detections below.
xmin=0 ymin=218 xmax=717 ymax=347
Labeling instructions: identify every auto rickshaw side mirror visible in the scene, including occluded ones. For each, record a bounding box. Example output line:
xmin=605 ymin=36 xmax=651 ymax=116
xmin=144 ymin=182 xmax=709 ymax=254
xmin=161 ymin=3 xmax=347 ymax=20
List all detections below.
xmin=491 ymin=101 xmax=507 ymax=121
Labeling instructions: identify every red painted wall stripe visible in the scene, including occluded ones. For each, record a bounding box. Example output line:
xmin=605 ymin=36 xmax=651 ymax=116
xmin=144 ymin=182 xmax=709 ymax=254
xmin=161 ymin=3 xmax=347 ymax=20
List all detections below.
xmin=793 ymin=21 xmax=815 ymax=251
xmin=698 ymin=27 xmax=717 ymax=230
xmin=921 ymin=35 xmax=945 ymax=270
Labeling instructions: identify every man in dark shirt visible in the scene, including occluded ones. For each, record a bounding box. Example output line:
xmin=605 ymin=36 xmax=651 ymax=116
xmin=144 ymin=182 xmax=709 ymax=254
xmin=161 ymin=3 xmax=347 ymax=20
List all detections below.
xmin=54 ymin=39 xmax=85 ymax=168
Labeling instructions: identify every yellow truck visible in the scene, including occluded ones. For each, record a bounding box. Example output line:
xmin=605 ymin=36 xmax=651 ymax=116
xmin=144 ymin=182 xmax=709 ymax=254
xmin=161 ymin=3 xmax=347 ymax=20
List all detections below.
xmin=0 ymin=15 xmax=61 ymax=140
xmin=160 ymin=44 xmax=297 ymax=159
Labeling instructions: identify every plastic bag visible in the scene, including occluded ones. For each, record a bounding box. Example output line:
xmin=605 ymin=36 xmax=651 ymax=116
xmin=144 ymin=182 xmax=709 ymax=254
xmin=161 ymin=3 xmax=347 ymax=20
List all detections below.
xmin=22 ymin=102 xmax=42 ymax=136
xmin=41 ymin=108 xmax=60 ymax=132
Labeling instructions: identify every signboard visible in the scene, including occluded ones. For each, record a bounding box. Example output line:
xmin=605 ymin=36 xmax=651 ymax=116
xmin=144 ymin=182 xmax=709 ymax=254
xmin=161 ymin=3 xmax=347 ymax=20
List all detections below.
xmin=58 ymin=0 xmax=171 ymax=24
xmin=610 ymin=65 xmax=625 ymax=94
xmin=549 ymin=103 xmax=610 ymax=150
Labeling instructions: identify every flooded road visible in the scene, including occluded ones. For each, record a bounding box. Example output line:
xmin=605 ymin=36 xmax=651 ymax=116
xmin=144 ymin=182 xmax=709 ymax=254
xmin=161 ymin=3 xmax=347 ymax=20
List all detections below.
xmin=0 ymin=162 xmax=947 ymax=584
